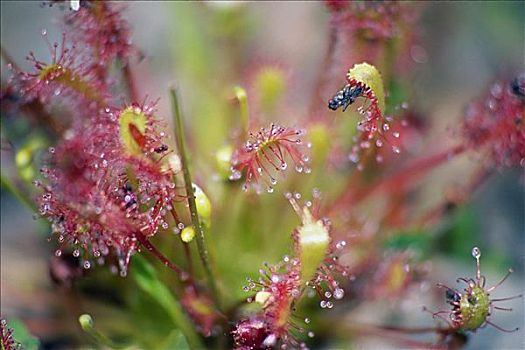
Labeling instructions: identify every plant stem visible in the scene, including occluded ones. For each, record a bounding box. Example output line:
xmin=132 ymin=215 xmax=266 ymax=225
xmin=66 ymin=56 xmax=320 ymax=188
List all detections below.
xmin=79 ymin=314 xmax=131 ymax=349
xmin=234 ymin=86 xmax=249 ymax=138
xmin=0 ymin=173 xmax=37 ymax=212
xmin=170 ymin=87 xmax=221 ymax=309
xmin=171 ymin=207 xmax=195 ymax=276
xmin=134 ymin=231 xmax=188 ymax=280
xmin=122 ymin=59 xmax=139 ymax=102
xmin=328 ymin=144 xmax=466 ymax=215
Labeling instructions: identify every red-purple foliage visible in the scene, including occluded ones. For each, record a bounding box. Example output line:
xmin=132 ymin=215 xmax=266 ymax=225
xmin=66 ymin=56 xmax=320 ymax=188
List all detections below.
xmin=14 ymin=33 xmax=107 ymax=108
xmin=239 ymin=259 xmax=305 ymax=349
xmin=230 ymin=123 xmax=310 ymax=192
xmin=232 ymin=318 xmax=273 ymax=350
xmin=37 ymin=105 xmax=180 ymax=275
xmin=0 ymin=320 xmax=20 ymax=350
xmin=330 ymin=1 xmax=418 ymax=42
xmin=64 ymin=2 xmax=134 ymax=67
xmin=461 ymin=77 xmax=525 ymax=168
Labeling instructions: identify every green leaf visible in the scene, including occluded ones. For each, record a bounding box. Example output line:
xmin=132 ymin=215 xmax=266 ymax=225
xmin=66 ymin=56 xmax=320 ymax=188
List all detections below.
xmin=9 ymin=319 xmax=39 ymax=350
xmin=131 ymin=255 xmax=204 ymax=349
xmin=158 ymin=330 xmax=190 ymax=350
xmin=297 ymin=207 xmax=330 ymax=284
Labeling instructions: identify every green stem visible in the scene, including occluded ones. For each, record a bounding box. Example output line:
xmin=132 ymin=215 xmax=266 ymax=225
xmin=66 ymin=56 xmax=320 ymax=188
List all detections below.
xmin=0 ymin=173 xmax=37 ymax=212
xmin=79 ymin=314 xmax=131 ymax=349
xmin=170 ymin=87 xmax=221 ymax=310
xmin=234 ymin=86 xmax=249 ymax=137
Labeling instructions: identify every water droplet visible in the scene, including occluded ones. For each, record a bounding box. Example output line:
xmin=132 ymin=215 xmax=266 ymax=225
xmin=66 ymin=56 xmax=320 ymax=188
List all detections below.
xmin=280 ymin=162 xmax=287 ymax=170
xmin=267 ymin=186 xmax=274 ymax=193
xmin=392 ymin=146 xmax=400 ymax=154
xmin=393 ymin=132 xmax=400 ymax=138
xmin=320 ymin=300 xmax=327 ymax=308
xmin=490 ymin=83 xmax=503 ymax=98
xmin=326 ymin=301 xmax=334 ymax=309
xmin=471 ymin=247 xmax=481 ymax=259
xmin=73 ymin=249 xmax=80 ymax=257
xmin=308 ymin=331 xmax=315 ymax=338
xmin=324 ymin=291 xmax=332 ymax=299
xmin=48 ymin=147 xmax=55 ymax=154
xmin=263 ymin=334 xmax=277 ymax=347
xmin=360 ymin=141 xmax=371 ymax=149
xmin=383 ymin=123 xmax=390 ymax=131
xmin=349 ymin=153 xmax=359 ymax=163
xmin=401 ymin=102 xmax=409 ymax=109
xmin=333 ymin=288 xmax=345 ymax=300
xmin=295 ymin=165 xmax=303 ymax=173
xmin=54 ymin=249 xmax=62 ymax=257
xmin=304 ymin=318 xmax=311 ymax=324
xmin=83 ymin=261 xmax=91 ymax=269
xmin=376 ymin=139 xmax=383 ymax=147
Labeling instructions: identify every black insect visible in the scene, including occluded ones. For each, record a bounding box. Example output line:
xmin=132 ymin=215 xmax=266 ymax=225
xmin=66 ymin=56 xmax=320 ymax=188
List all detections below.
xmin=510 ymin=74 xmax=525 ymax=98
xmin=154 ymin=144 xmax=168 ymax=153
xmin=446 ymin=289 xmax=461 ymax=303
xmin=328 ymin=84 xmax=364 ymax=111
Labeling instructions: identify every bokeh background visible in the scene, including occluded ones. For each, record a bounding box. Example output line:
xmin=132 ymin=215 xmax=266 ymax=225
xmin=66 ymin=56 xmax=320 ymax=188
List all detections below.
xmin=1 ymin=1 xmax=524 ymax=349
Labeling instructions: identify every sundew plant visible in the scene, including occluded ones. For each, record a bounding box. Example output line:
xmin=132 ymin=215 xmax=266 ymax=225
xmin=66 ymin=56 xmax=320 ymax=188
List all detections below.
xmin=0 ymin=1 xmax=524 ymax=349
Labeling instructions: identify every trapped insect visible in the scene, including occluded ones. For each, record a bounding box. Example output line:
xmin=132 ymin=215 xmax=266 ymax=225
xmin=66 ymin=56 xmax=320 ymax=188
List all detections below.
xmin=328 ymin=84 xmax=364 ymax=111
xmin=433 ymin=247 xmax=522 ymax=333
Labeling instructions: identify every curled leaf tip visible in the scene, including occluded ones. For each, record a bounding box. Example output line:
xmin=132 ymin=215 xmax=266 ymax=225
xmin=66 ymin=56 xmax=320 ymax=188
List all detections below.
xmin=78 ymin=314 xmax=94 ymax=330
xmin=289 ymin=198 xmax=330 ymax=284
xmin=119 ymin=106 xmax=148 ymax=156
xmin=347 ymin=62 xmax=385 ymax=113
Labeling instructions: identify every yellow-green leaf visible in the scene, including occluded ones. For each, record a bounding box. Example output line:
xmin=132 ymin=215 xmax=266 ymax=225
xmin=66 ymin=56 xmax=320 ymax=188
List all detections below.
xmin=347 ymin=62 xmax=385 ymax=113
xmin=297 ymin=207 xmax=330 ymax=284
